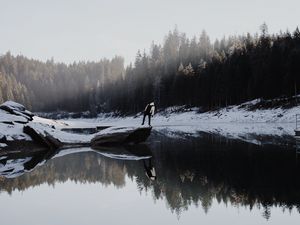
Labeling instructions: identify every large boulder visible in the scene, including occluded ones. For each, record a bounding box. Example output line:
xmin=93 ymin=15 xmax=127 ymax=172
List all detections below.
xmin=91 ymin=126 xmax=152 ymax=146
xmin=0 ymin=101 xmax=34 ymax=144
xmin=0 ymin=101 xmax=34 ymax=122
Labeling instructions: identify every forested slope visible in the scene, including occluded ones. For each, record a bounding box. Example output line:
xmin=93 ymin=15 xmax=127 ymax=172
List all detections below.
xmin=1 ymin=24 xmax=300 ymax=113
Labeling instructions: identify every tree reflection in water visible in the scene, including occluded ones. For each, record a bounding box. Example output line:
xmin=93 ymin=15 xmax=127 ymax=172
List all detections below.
xmin=0 ymin=132 xmax=300 ymax=219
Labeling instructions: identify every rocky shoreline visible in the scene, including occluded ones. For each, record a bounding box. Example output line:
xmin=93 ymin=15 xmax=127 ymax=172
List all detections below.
xmin=0 ymin=101 xmax=152 ymax=151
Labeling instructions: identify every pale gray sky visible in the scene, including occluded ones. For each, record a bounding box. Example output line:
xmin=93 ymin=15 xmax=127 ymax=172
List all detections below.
xmin=0 ymin=0 xmax=299 ymax=65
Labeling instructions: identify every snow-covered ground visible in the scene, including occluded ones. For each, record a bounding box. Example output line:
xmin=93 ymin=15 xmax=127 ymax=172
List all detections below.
xmin=63 ymin=100 xmax=299 ymax=145
xmin=1 ymin=99 xmax=299 ymax=149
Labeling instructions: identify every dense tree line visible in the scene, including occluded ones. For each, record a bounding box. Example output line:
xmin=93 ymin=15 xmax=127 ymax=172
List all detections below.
xmin=0 ymin=24 xmax=300 ymax=113
xmin=0 ymin=53 xmax=124 ymax=112
xmin=113 ymin=24 xmax=300 ymax=112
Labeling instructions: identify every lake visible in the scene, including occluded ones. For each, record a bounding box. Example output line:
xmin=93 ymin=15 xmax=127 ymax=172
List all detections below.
xmin=0 ymin=131 xmax=300 ymax=225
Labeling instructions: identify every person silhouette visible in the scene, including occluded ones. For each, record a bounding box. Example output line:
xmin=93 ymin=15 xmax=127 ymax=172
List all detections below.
xmin=142 ymin=102 xmax=155 ymax=126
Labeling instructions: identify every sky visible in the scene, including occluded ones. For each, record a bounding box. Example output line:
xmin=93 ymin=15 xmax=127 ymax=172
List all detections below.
xmin=0 ymin=0 xmax=299 ymax=65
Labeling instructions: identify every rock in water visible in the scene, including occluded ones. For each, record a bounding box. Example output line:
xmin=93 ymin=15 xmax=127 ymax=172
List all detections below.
xmin=0 ymin=101 xmax=34 ymax=143
xmin=91 ymin=126 xmax=152 ymax=146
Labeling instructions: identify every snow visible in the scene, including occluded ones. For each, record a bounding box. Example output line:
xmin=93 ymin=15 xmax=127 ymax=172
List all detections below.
xmin=62 ymin=99 xmax=299 ymax=145
xmin=0 ymin=103 xmax=147 ymax=145
xmin=0 ymin=109 xmax=28 ymax=123
xmin=97 ymin=126 xmax=141 ymax=135
xmin=26 ymin=122 xmax=143 ymax=144
xmin=1 ymin=101 xmax=26 ymax=112
xmin=0 ymin=143 xmax=7 ymax=148
xmin=26 ymin=121 xmax=93 ymax=144
xmin=0 ymin=99 xmax=299 ymax=147
xmin=0 ymin=122 xmax=31 ymax=141
xmin=0 ymin=101 xmax=34 ymax=142
xmin=32 ymin=116 xmax=68 ymax=127
xmin=64 ymin=104 xmax=298 ymax=127
xmin=0 ymin=101 xmax=88 ymax=144
xmin=0 ymin=101 xmax=33 ymax=121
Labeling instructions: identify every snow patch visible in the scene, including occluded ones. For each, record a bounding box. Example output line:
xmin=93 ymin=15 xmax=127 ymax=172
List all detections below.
xmin=0 ymin=143 xmax=8 ymax=148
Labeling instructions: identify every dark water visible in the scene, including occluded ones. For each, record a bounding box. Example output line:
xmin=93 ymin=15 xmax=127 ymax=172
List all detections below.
xmin=1 ymin=132 xmax=300 ymax=225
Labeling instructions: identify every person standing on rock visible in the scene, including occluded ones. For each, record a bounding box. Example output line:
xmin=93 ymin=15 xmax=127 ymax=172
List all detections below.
xmin=142 ymin=102 xmax=155 ymax=126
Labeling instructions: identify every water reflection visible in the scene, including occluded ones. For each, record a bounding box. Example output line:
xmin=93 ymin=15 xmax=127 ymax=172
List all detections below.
xmin=0 ymin=149 xmax=55 ymax=178
xmin=1 ymin=133 xmax=300 ymax=220
xmin=92 ymin=144 xmax=153 ymax=160
xmin=143 ymin=158 xmax=156 ymax=181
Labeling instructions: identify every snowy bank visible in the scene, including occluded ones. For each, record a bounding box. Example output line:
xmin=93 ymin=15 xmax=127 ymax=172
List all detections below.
xmin=0 ymin=101 xmax=68 ymax=146
xmin=0 ymin=101 xmax=152 ymax=150
xmin=1 ymin=99 xmax=300 ymax=150
xmin=63 ymin=99 xmax=299 ymax=145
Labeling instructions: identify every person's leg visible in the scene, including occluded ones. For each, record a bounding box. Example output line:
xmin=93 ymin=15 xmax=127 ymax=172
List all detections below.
xmin=142 ymin=113 xmax=146 ymax=125
xmin=148 ymin=114 xmax=151 ymax=126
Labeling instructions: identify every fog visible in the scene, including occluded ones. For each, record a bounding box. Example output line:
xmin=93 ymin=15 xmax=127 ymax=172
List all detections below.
xmin=0 ymin=0 xmax=299 ymax=64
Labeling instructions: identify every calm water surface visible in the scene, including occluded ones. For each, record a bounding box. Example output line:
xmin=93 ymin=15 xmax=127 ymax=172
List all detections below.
xmin=1 ymin=131 xmax=300 ymax=225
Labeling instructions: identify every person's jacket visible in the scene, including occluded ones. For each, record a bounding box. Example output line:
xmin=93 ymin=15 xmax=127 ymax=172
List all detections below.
xmin=144 ymin=103 xmax=155 ymax=116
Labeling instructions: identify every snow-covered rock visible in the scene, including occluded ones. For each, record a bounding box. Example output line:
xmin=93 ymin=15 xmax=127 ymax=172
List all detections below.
xmin=0 ymin=101 xmax=71 ymax=145
xmin=26 ymin=121 xmax=93 ymax=144
xmin=0 ymin=102 xmax=35 ymax=143
xmin=91 ymin=126 xmax=152 ymax=145
xmin=0 ymin=102 xmax=52 ymax=144
xmin=0 ymin=101 xmax=33 ymax=121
